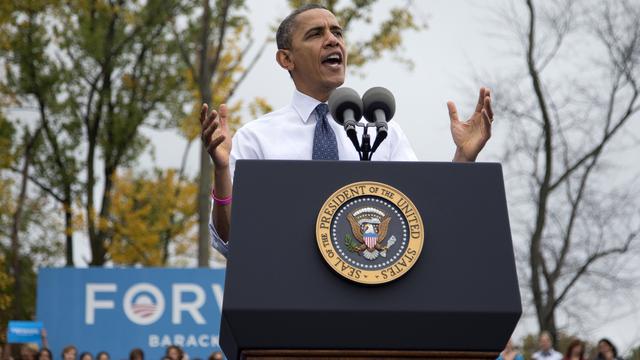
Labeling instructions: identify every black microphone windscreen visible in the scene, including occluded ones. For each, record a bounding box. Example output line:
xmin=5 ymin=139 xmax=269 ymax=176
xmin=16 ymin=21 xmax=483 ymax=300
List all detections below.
xmin=362 ymin=87 xmax=396 ymax=123
xmin=328 ymin=87 xmax=363 ymax=125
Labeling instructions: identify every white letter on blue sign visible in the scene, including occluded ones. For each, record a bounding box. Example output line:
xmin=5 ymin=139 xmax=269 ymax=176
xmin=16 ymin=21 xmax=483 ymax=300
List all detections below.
xmin=172 ymin=284 xmax=206 ymax=324
xmin=86 ymin=283 xmax=117 ymax=325
xmin=211 ymin=284 xmax=223 ymax=310
xmin=149 ymin=335 xmax=159 ymax=347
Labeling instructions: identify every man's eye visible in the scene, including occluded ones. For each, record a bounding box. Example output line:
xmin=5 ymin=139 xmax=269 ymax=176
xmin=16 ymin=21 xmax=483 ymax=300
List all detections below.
xmin=333 ymin=30 xmax=343 ymax=37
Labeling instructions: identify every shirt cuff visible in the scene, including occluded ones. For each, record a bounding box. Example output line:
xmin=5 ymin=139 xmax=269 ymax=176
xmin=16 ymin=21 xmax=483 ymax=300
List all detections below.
xmin=209 ymin=221 xmax=229 ymax=258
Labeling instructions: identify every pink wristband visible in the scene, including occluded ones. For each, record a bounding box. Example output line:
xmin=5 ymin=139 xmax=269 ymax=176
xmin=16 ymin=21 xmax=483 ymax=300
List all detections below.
xmin=211 ymin=189 xmax=232 ymax=206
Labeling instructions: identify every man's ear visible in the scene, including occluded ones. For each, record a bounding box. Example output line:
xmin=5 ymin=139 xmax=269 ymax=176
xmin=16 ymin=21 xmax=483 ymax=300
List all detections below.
xmin=276 ymin=49 xmax=294 ymax=71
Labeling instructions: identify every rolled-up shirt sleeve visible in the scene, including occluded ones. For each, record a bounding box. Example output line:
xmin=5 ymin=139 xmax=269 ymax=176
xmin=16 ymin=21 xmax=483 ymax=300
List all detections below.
xmin=209 ymin=211 xmax=229 ymax=258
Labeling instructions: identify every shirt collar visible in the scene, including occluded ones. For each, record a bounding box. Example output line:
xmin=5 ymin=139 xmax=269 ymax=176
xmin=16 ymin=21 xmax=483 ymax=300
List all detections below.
xmin=292 ymin=88 xmax=326 ymax=123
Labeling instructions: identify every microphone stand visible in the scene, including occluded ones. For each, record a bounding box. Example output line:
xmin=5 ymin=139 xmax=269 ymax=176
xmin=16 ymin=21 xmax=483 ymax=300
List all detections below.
xmin=361 ymin=129 xmax=371 ymax=161
xmin=353 ymin=122 xmax=379 ymax=161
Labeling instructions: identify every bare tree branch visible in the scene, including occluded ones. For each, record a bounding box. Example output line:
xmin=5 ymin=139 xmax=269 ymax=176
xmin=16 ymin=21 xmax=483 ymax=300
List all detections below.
xmin=207 ymin=0 xmax=233 ymax=78
xmin=225 ymin=37 xmax=269 ymax=102
xmin=171 ymin=22 xmax=197 ymax=78
xmin=553 ymin=231 xmax=636 ymax=310
xmin=548 ymin=87 xmax=639 ymax=191
xmin=8 ymin=166 xmax=64 ymax=203
xmin=525 ymin=0 xmax=556 ymax=329
xmin=497 ymin=0 xmax=640 ymax=340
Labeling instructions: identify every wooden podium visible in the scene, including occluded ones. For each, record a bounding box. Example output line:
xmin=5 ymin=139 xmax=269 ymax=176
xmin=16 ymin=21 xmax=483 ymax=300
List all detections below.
xmin=240 ymin=349 xmax=499 ymax=359
xmin=219 ymin=160 xmax=520 ymax=360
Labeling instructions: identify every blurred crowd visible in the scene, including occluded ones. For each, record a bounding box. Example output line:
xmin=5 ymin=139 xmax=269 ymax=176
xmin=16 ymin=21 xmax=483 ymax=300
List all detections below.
xmin=0 ymin=344 xmax=223 ymax=360
xmin=0 ymin=330 xmax=629 ymax=360
xmin=500 ymin=332 xmax=626 ymax=360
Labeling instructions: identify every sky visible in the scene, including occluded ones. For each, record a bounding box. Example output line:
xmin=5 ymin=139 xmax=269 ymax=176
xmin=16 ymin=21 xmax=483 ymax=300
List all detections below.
xmin=63 ymin=0 xmax=640 ymax=353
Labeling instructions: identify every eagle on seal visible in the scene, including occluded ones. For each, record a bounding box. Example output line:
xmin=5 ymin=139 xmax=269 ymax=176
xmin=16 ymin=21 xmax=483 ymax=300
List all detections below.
xmin=347 ymin=213 xmax=392 ymax=252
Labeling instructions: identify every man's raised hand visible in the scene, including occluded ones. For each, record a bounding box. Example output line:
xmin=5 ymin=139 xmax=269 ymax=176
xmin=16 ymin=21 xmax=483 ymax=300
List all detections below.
xmin=200 ymin=103 xmax=232 ymax=170
xmin=448 ymin=87 xmax=494 ymax=162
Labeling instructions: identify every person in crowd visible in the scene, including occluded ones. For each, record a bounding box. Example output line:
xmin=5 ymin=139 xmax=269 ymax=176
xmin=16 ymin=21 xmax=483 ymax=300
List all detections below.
xmin=166 ymin=346 xmax=184 ymax=360
xmin=19 ymin=345 xmax=37 ymax=360
xmin=208 ymin=352 xmax=223 ymax=360
xmin=564 ymin=339 xmax=586 ymax=360
xmin=532 ymin=331 xmax=563 ymax=360
xmin=61 ymin=346 xmax=77 ymax=360
xmin=595 ymin=338 xmax=624 ymax=360
xmin=497 ymin=339 xmax=524 ymax=360
xmin=95 ymin=352 xmax=109 ymax=360
xmin=79 ymin=352 xmax=92 ymax=360
xmin=0 ymin=344 xmax=14 ymax=360
xmin=128 ymin=348 xmax=143 ymax=360
xmin=36 ymin=348 xmax=52 ymax=360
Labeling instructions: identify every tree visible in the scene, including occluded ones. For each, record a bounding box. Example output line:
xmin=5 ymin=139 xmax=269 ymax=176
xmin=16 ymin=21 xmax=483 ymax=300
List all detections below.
xmin=493 ymin=0 xmax=640 ymax=342
xmin=108 ymin=168 xmax=198 ymax=266
xmin=1 ymin=1 xmax=199 ymax=267
xmin=171 ymin=0 xmax=266 ymax=266
xmin=630 ymin=345 xmax=640 ymax=360
xmin=55 ymin=0 xmax=184 ymax=265
xmin=0 ymin=116 xmax=18 ymax=327
xmin=0 ymin=116 xmax=63 ymax=325
xmin=0 ymin=0 xmax=80 ymax=266
xmin=0 ymin=114 xmax=14 ymax=171
xmin=0 ymin=252 xmax=13 ymax=344
xmin=0 ymin=243 xmax=39 ymax=328
xmin=8 ymin=126 xmax=42 ymax=320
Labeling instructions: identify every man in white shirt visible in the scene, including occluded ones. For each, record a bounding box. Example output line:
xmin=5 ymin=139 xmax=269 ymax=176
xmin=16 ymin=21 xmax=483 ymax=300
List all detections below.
xmin=532 ymin=331 xmax=563 ymax=360
xmin=200 ymin=4 xmax=494 ymax=257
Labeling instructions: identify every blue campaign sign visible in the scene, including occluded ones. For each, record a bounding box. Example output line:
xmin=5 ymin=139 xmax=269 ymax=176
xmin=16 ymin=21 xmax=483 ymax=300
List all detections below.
xmin=7 ymin=321 xmax=43 ymax=345
xmin=36 ymin=268 xmax=225 ymax=359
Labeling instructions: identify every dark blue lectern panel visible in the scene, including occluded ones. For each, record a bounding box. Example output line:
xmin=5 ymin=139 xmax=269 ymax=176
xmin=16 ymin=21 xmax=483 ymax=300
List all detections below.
xmin=220 ymin=160 xmax=521 ymax=359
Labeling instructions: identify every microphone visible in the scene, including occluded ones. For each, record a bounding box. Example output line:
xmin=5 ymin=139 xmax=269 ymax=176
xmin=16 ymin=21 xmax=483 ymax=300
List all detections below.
xmin=362 ymin=87 xmax=395 ymax=153
xmin=328 ymin=87 xmax=363 ymax=152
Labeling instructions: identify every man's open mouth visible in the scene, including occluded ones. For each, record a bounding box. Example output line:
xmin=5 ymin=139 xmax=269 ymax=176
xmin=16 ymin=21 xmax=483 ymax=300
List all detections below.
xmin=322 ymin=52 xmax=343 ymax=67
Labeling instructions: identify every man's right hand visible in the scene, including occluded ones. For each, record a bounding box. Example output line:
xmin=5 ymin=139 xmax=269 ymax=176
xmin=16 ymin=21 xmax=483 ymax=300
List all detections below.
xmin=200 ymin=103 xmax=232 ymax=170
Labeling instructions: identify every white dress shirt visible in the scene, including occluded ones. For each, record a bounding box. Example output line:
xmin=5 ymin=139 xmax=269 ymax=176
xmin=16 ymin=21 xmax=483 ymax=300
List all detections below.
xmin=532 ymin=349 xmax=563 ymax=360
xmin=210 ymin=89 xmax=418 ymax=257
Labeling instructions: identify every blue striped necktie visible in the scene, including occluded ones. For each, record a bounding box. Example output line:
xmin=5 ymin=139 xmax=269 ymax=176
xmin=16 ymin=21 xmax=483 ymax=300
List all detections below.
xmin=312 ymin=103 xmax=339 ymax=160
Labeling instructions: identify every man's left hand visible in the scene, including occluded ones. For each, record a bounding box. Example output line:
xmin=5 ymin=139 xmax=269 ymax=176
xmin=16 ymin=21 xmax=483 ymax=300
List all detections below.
xmin=448 ymin=87 xmax=494 ymax=162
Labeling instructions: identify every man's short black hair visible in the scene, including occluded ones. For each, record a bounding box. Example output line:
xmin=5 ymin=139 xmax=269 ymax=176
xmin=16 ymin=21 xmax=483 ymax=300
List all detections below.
xmin=276 ymin=4 xmax=329 ymax=50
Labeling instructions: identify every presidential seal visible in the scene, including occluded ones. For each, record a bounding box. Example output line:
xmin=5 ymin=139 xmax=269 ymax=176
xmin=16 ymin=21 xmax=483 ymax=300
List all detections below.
xmin=316 ymin=181 xmax=424 ymax=285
